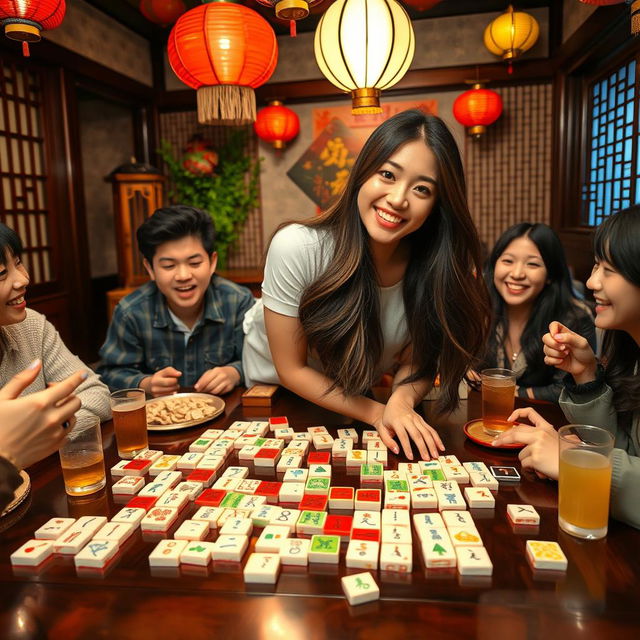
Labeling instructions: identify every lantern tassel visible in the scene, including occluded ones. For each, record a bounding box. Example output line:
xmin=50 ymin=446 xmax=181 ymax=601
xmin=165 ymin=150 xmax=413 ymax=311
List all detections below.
xmin=290 ymin=20 xmax=296 ymax=37
xmin=197 ymin=85 xmax=257 ymax=125
xmin=507 ymin=61 xmax=513 ymax=75
xmin=22 ymin=41 xmax=30 ymax=57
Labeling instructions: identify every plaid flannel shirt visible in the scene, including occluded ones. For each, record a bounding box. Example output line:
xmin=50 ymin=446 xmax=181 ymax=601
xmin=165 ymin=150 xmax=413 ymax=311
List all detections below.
xmin=97 ymin=275 xmax=255 ymax=390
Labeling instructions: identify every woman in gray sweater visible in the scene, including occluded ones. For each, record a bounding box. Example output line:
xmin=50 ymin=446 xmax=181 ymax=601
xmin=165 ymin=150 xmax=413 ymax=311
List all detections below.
xmin=493 ymin=206 xmax=640 ymax=530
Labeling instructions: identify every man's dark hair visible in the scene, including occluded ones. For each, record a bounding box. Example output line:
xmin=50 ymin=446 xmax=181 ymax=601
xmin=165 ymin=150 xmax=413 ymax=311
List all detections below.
xmin=136 ymin=205 xmax=215 ymax=264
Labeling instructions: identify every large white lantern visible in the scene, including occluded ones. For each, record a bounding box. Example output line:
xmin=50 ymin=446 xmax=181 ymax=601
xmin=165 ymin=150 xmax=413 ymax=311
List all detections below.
xmin=314 ymin=0 xmax=415 ymax=114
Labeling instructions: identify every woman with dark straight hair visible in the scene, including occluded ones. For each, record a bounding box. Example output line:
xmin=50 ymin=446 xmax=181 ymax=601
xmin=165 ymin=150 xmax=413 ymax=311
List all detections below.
xmin=478 ymin=222 xmax=595 ymax=402
xmin=243 ymin=109 xmax=491 ymax=460
xmin=494 ymin=206 xmax=640 ymax=529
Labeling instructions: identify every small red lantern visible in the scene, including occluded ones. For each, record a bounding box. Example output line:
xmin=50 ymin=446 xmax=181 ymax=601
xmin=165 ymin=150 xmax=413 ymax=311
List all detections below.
xmin=182 ymin=136 xmax=219 ymax=175
xmin=0 ymin=0 xmax=66 ymax=57
xmin=140 ymin=0 xmax=186 ymax=27
xmin=401 ymin=0 xmax=442 ymax=12
xmin=254 ymin=101 xmax=300 ymax=149
xmin=453 ymin=84 xmax=503 ymax=139
xmin=168 ymin=1 xmax=278 ymax=125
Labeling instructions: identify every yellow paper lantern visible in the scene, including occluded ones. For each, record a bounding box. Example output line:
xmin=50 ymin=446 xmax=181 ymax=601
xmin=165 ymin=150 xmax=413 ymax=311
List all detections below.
xmin=314 ymin=0 xmax=415 ymax=115
xmin=484 ymin=4 xmax=539 ymax=72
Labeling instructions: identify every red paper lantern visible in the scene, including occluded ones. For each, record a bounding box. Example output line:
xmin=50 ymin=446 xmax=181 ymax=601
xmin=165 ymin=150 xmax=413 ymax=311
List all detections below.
xmin=168 ymin=1 xmax=278 ymax=125
xmin=140 ymin=0 xmax=186 ymax=27
xmin=453 ymin=84 xmax=503 ymax=139
xmin=254 ymin=101 xmax=300 ymax=149
xmin=182 ymin=136 xmax=219 ymax=175
xmin=401 ymin=0 xmax=442 ymax=12
xmin=0 ymin=0 xmax=66 ymax=56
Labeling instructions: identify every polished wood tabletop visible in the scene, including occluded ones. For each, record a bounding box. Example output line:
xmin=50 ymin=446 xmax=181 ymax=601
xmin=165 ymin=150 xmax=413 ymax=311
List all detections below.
xmin=1 ymin=389 xmax=639 ymax=640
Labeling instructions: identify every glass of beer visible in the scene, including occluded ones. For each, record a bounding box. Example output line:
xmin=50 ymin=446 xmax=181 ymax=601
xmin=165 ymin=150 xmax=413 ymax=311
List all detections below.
xmin=558 ymin=424 xmax=614 ymax=540
xmin=481 ymin=368 xmax=516 ymax=436
xmin=110 ymin=388 xmax=148 ymax=459
xmin=59 ymin=417 xmax=106 ymax=496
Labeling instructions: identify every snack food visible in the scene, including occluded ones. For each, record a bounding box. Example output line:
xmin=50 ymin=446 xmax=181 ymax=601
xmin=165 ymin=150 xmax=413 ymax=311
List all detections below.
xmin=147 ymin=396 xmax=220 ymax=426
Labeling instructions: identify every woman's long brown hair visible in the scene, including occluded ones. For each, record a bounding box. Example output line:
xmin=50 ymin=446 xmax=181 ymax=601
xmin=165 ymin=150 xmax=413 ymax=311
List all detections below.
xmin=291 ymin=110 xmax=490 ymax=413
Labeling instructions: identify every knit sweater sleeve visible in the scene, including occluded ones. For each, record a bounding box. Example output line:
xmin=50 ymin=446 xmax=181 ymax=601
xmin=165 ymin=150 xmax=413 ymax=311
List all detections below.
xmin=40 ymin=317 xmax=112 ymax=426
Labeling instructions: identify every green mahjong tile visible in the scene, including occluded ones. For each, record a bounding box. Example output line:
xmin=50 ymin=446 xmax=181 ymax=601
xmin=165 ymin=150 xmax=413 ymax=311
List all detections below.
xmin=220 ymin=492 xmax=244 ymax=508
xmin=305 ymin=477 xmax=330 ymax=490
xmin=253 ymin=438 xmax=267 ymax=447
xmin=310 ymin=535 xmax=340 ymax=553
xmin=299 ymin=510 xmax=327 ymax=526
xmin=193 ymin=439 xmax=210 ymax=446
xmin=424 ymin=469 xmax=445 ymax=481
xmin=386 ymin=479 xmax=409 ymax=492
xmin=361 ymin=464 xmax=383 ymax=476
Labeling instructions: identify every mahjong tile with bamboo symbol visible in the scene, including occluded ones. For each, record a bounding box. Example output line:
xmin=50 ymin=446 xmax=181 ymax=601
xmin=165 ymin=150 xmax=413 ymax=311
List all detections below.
xmin=93 ymin=521 xmax=136 ymax=545
xmin=220 ymin=516 xmax=253 ymax=537
xmin=308 ymin=535 xmax=340 ymax=564
xmin=341 ymin=572 xmax=380 ymax=606
xmin=174 ymin=519 xmax=209 ymax=541
xmin=74 ymin=539 xmax=119 ymax=570
xmin=211 ymin=534 xmax=248 ymax=562
xmin=507 ymin=504 xmax=540 ymax=526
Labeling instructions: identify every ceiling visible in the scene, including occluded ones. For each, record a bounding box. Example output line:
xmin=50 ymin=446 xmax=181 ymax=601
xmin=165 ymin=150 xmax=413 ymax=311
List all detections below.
xmin=86 ymin=1 xmax=553 ymax=39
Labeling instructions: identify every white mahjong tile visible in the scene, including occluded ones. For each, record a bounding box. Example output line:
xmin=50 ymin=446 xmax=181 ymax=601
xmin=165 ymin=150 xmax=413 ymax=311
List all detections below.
xmin=134 ymin=449 xmax=163 ymax=463
xmin=384 ymin=492 xmax=411 ymax=510
xmin=420 ymin=460 xmax=442 ymax=472
xmin=93 ymin=521 xmax=135 ymax=545
xmin=308 ymin=464 xmax=331 ymax=479
xmin=381 ymin=509 xmax=410 ymax=527
xmin=154 ymin=471 xmax=183 ymax=488
xmin=177 ymin=452 xmax=203 ymax=470
xmin=283 ymin=468 xmax=308 ymax=483
xmin=507 ymin=504 xmax=540 ymax=525
xmin=469 ymin=471 xmax=499 ymax=491
xmin=442 ymin=510 xmax=475 ymax=529
xmin=368 ymin=450 xmax=388 ymax=466
xmin=381 ymin=525 xmax=412 ymax=545
xmin=180 ymin=540 xmax=216 ymax=566
xmin=110 ymin=460 xmax=129 ymax=477
xmin=149 ymin=455 xmax=180 ymax=476
xmin=251 ymin=505 xmax=282 ymax=527
xmin=237 ymin=494 xmax=267 ymax=510
xmin=196 ymin=457 xmax=224 ymax=472
xmin=411 ymin=490 xmax=438 ymax=509
xmin=345 ymin=539 xmax=380 ymax=570
xmin=111 ymin=507 xmax=146 ymax=527
xmin=307 ymin=426 xmax=329 ymax=436
xmin=210 ymin=439 xmax=234 ymax=454
xmin=149 ymin=539 xmax=189 ymax=567
xmin=456 ymin=546 xmax=493 ymax=575
xmin=421 ymin=531 xmax=457 ymax=568
xmin=174 ymin=519 xmax=209 ymax=541
xmin=234 ymin=436 xmax=258 ymax=450
xmin=341 ymin=572 xmax=380 ymax=606
xmin=11 ymin=539 xmax=54 ymax=566
xmin=53 ymin=516 xmax=107 ymax=554
xmin=213 ymin=477 xmax=241 ymax=492
xmin=332 ymin=438 xmax=353 ymax=458
xmin=292 ymin=432 xmax=311 ymax=442
xmin=408 ymin=475 xmax=434 ymax=491
xmin=384 ymin=470 xmax=407 ymax=483
xmin=189 ymin=437 xmax=215 ymax=452
xmin=217 ymin=508 xmax=252 ymax=526
xmin=35 ymin=517 xmax=76 ymax=540
xmin=419 ymin=526 xmax=451 ymax=551
xmin=276 ymin=454 xmax=302 ymax=472
xmin=238 ymin=446 xmax=261 ymax=461
xmin=247 ymin=421 xmax=269 ymax=436
xmin=137 ymin=480 xmax=170 ymax=498
xmin=352 ymin=510 xmax=381 ymax=530
xmin=262 ymin=438 xmax=285 ymax=450
xmin=337 ymin=428 xmax=358 ymax=442
xmin=268 ymin=508 xmax=300 ymax=533
xmin=221 ymin=466 xmax=250 ymax=480
xmin=463 ymin=461 xmax=491 ymax=476
xmin=201 ymin=428 xmax=224 ymax=439
xmin=279 ymin=482 xmax=304 ymax=504
xmin=434 ymin=481 xmax=466 ymax=511
xmin=74 ymin=539 xmax=119 ymax=569
xmin=202 ymin=447 xmax=227 ymax=459
xmin=442 ymin=464 xmax=470 ymax=484
xmin=464 ymin=487 xmax=496 ymax=509
xmin=279 ymin=537 xmax=311 ymax=566
xmin=243 ymin=552 xmax=280 ymax=584
xmin=224 ymin=430 xmax=244 ymax=441
xmin=438 ymin=455 xmax=461 ymax=466
xmin=140 ymin=507 xmax=179 ymax=532
xmin=448 ymin=526 xmax=483 ymax=547
xmin=229 ymin=421 xmax=252 ymax=432
xmin=312 ymin=434 xmax=334 ymax=450
xmin=412 ymin=512 xmax=445 ymax=534
xmin=274 ymin=427 xmax=295 ymax=441
xmin=255 ymin=525 xmax=290 ymax=553
xmin=283 ymin=442 xmax=308 ymax=455
xmin=526 ymin=540 xmax=568 ymax=571
xmin=361 ymin=430 xmax=379 ymax=443
xmin=379 ymin=543 xmax=413 ymax=572
xmin=220 ymin=517 xmax=253 ymax=537
xmin=112 ymin=475 xmax=145 ymax=495
xmin=398 ymin=463 xmax=422 ymax=477
xmin=192 ymin=506 xmax=223 ymax=528
xmin=211 ymin=534 xmax=249 ymax=562
xmin=155 ymin=491 xmax=189 ymax=510
xmin=174 ymin=481 xmax=202 ymax=500
xmin=366 ymin=440 xmax=387 ymax=452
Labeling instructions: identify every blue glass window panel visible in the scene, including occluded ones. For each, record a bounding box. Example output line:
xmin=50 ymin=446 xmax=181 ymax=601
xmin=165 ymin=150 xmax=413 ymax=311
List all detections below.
xmin=627 ymin=102 xmax=634 ymax=123
xmin=625 ymin=139 xmax=633 ymax=161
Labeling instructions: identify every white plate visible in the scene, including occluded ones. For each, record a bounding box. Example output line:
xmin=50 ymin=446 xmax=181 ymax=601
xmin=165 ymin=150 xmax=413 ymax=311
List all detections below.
xmin=146 ymin=392 xmax=225 ymax=431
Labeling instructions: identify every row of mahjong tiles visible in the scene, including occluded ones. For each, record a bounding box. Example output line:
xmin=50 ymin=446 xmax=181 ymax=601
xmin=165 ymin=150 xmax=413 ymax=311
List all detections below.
xmin=10 ymin=418 xmax=568 ymax=606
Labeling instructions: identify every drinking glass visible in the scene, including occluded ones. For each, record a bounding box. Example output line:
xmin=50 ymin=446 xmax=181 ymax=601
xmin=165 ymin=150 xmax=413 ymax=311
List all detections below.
xmin=59 ymin=417 xmax=106 ymax=496
xmin=481 ymin=368 xmax=516 ymax=436
xmin=109 ymin=388 xmax=148 ymax=459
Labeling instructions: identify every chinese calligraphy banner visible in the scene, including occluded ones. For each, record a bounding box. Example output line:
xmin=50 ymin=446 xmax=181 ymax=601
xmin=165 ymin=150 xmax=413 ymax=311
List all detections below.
xmin=287 ymin=99 xmax=438 ymax=210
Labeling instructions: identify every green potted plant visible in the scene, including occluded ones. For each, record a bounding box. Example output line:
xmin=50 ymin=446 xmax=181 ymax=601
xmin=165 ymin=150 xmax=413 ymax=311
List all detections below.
xmin=159 ymin=130 xmax=260 ymax=268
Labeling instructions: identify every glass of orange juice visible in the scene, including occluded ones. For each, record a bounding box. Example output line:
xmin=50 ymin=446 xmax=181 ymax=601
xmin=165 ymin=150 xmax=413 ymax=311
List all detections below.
xmin=110 ymin=389 xmax=148 ymax=459
xmin=59 ymin=417 xmax=106 ymax=496
xmin=558 ymin=424 xmax=614 ymax=540
xmin=480 ymin=368 xmax=516 ymax=436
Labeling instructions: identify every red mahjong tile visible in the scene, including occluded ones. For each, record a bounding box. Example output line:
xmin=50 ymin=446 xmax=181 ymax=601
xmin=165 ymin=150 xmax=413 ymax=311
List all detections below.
xmin=195 ymin=488 xmax=226 ymax=507
xmin=254 ymin=448 xmax=280 ymax=461
xmin=308 ymin=452 xmax=331 ymax=465
xmin=186 ymin=469 xmax=216 ymax=485
xmin=324 ymin=514 xmax=353 ymax=537
xmin=355 ymin=489 xmax=381 ymax=502
xmin=125 ymin=496 xmax=157 ymax=510
xmin=269 ymin=416 xmax=289 ymax=426
xmin=329 ymin=487 xmax=354 ymax=500
xmin=123 ymin=459 xmax=152 ymax=471
xmin=351 ymin=528 xmax=381 ymax=542
xmin=255 ymin=481 xmax=282 ymax=498
xmin=299 ymin=494 xmax=328 ymax=511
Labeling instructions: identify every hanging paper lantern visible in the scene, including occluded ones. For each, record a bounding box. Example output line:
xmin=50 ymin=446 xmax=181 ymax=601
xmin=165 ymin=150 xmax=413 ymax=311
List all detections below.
xmin=453 ymin=84 xmax=503 ymax=139
xmin=254 ymin=0 xmax=325 ymax=37
xmin=140 ymin=0 xmax=186 ymax=27
xmin=254 ymin=101 xmax=300 ymax=149
xmin=314 ymin=0 xmax=415 ymax=115
xmin=168 ymin=1 xmax=278 ymax=125
xmin=401 ymin=0 xmax=441 ymax=12
xmin=579 ymin=0 xmax=640 ymax=36
xmin=182 ymin=136 xmax=219 ymax=175
xmin=484 ymin=5 xmax=539 ymax=74
xmin=0 ymin=0 xmax=66 ymax=57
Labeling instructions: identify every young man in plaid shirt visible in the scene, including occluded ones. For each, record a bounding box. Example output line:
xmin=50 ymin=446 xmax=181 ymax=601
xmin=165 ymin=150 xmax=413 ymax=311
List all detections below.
xmin=98 ymin=205 xmax=255 ymax=396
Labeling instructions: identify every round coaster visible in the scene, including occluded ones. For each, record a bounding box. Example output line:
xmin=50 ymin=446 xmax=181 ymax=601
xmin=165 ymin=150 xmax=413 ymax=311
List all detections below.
xmin=1 ymin=470 xmax=31 ymax=516
xmin=463 ymin=419 xmax=524 ymax=450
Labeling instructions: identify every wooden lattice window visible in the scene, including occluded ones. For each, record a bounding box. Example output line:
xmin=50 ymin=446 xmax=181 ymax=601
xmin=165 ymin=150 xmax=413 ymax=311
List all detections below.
xmin=581 ymin=58 xmax=638 ymax=226
xmin=0 ymin=56 xmax=52 ymax=284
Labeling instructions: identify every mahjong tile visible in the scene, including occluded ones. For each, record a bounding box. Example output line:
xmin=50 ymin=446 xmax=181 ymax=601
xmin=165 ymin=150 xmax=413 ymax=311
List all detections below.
xmin=174 ymin=519 xmax=209 ymax=541
xmin=11 ymin=539 xmax=54 ymax=566
xmin=149 ymin=539 xmax=189 ymax=567
xmin=34 ymin=517 xmax=75 ymax=540
xmin=243 ymin=552 xmax=280 ymax=584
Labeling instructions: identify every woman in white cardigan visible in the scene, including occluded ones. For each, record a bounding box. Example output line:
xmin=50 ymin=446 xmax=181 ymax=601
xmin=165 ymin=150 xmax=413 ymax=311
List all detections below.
xmin=0 ymin=223 xmax=111 ymax=427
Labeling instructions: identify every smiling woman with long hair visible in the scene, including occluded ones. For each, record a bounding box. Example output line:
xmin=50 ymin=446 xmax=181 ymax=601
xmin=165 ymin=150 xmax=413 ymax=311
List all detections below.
xmin=243 ymin=110 xmax=491 ymax=460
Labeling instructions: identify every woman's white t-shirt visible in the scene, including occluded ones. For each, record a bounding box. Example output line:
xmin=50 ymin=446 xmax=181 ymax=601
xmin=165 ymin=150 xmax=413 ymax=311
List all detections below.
xmin=242 ymin=224 xmax=409 ymax=388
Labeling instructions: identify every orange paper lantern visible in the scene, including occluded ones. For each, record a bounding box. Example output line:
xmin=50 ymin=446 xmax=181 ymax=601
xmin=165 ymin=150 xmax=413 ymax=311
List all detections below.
xmin=168 ymin=1 xmax=278 ymax=125
xmin=0 ymin=0 xmax=66 ymax=56
xmin=140 ymin=0 xmax=186 ymax=27
xmin=254 ymin=101 xmax=300 ymax=149
xmin=453 ymin=84 xmax=503 ymax=139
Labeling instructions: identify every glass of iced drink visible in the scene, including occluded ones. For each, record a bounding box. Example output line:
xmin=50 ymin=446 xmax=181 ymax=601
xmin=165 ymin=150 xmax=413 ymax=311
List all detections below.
xmin=481 ymin=368 xmax=516 ymax=436
xmin=558 ymin=424 xmax=614 ymax=540
xmin=59 ymin=417 xmax=106 ymax=496
xmin=109 ymin=388 xmax=148 ymax=459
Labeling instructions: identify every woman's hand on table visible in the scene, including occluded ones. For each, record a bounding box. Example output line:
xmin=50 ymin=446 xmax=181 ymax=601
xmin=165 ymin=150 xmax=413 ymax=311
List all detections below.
xmin=373 ymin=395 xmax=445 ymax=461
xmin=194 ymin=366 xmax=240 ymax=395
xmin=492 ymin=406 xmax=560 ymax=480
xmin=542 ymin=321 xmax=598 ymax=384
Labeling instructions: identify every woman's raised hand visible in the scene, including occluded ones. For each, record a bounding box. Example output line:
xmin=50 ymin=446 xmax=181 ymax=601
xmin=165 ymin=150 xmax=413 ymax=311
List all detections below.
xmin=542 ymin=321 xmax=598 ymax=383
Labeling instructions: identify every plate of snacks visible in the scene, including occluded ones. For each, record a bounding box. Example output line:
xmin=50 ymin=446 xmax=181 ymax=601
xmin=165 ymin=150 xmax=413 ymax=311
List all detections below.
xmin=146 ymin=393 xmax=225 ymax=431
